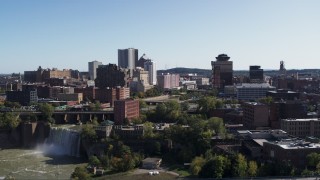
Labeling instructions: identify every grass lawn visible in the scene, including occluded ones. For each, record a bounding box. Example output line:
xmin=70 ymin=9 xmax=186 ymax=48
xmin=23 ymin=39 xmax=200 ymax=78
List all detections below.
xmin=168 ymin=165 xmax=191 ymax=177
xmin=95 ymin=171 xmax=178 ymax=180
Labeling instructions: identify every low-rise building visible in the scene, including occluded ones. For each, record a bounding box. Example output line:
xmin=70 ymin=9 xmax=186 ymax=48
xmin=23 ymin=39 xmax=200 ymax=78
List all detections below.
xmin=263 ymin=139 xmax=320 ymax=168
xmin=57 ymin=93 xmax=83 ymax=104
xmin=281 ymin=118 xmax=320 ymax=138
xmin=236 ymin=83 xmax=276 ymax=101
xmin=114 ymin=99 xmax=140 ymax=125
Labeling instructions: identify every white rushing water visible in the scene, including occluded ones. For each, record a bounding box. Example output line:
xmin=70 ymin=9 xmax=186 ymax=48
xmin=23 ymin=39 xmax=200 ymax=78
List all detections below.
xmin=0 ymin=125 xmax=85 ymax=179
xmin=39 ymin=126 xmax=81 ymax=157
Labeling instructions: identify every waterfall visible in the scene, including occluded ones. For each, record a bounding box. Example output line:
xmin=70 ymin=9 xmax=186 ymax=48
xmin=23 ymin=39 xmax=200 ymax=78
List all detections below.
xmin=41 ymin=126 xmax=81 ymax=157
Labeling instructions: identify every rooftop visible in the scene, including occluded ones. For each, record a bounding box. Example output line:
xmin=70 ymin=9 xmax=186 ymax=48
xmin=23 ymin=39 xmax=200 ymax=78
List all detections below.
xmin=267 ymin=139 xmax=320 ymax=150
xmin=282 ymin=118 xmax=320 ymax=122
xmin=236 ymin=83 xmax=275 ymax=88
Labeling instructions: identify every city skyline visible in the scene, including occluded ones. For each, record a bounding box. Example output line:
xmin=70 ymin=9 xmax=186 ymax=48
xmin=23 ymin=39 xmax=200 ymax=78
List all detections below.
xmin=1 ymin=0 xmax=320 ymax=73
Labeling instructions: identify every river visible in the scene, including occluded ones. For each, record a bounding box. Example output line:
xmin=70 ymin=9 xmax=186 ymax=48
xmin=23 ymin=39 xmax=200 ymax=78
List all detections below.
xmin=0 ymin=148 xmax=86 ymax=179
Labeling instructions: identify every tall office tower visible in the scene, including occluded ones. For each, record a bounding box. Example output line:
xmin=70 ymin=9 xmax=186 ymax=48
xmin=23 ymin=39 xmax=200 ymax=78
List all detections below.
xmin=88 ymin=60 xmax=103 ymax=80
xmin=144 ymin=60 xmax=157 ymax=85
xmin=118 ymin=48 xmax=138 ymax=71
xmin=211 ymin=54 xmax=233 ymax=89
xmin=249 ymin=65 xmax=264 ymax=83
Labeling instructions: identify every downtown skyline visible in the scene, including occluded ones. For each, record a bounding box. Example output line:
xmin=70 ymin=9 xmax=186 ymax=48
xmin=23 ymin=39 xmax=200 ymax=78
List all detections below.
xmin=1 ymin=0 xmax=320 ymax=73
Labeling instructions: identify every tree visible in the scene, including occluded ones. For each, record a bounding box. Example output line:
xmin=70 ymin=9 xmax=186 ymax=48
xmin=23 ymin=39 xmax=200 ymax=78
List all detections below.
xmin=100 ymin=155 xmax=110 ymax=169
xmin=89 ymin=156 xmax=101 ymax=167
xmin=259 ymin=96 xmax=273 ymax=105
xmin=38 ymin=103 xmax=54 ymax=123
xmin=139 ymin=100 xmax=147 ymax=109
xmin=26 ymin=113 xmax=38 ymax=122
xmin=81 ymin=124 xmax=97 ymax=143
xmin=197 ymin=96 xmax=223 ymax=116
xmin=198 ymin=155 xmax=229 ymax=178
xmin=247 ymin=161 xmax=258 ymax=177
xmin=145 ymin=141 xmax=161 ymax=155
xmin=180 ymin=101 xmax=190 ymax=111
xmin=207 ymin=117 xmax=226 ymax=136
xmin=233 ymin=154 xmax=247 ymax=178
xmin=4 ymin=101 xmax=21 ymax=109
xmin=301 ymin=168 xmax=314 ymax=177
xmin=145 ymin=87 xmax=162 ymax=97
xmin=110 ymin=154 xmax=136 ymax=172
xmin=71 ymin=166 xmax=90 ymax=180
xmin=190 ymin=156 xmax=206 ymax=176
xmin=143 ymin=122 xmax=154 ymax=138
xmin=0 ymin=112 xmax=21 ymax=129
xmin=164 ymin=100 xmax=181 ymax=121
xmin=307 ymin=152 xmax=320 ymax=168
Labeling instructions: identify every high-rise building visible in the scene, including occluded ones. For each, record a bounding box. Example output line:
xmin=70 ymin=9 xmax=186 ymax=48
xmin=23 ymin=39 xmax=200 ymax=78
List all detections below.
xmin=211 ymin=54 xmax=233 ymax=89
xmin=144 ymin=60 xmax=157 ymax=85
xmin=249 ymin=65 xmax=264 ymax=83
xmin=88 ymin=61 xmax=102 ymax=80
xmin=118 ymin=48 xmax=138 ymax=72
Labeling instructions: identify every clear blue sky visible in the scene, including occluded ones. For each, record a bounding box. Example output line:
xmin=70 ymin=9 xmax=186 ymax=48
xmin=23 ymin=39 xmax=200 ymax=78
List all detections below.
xmin=1 ymin=0 xmax=320 ymax=73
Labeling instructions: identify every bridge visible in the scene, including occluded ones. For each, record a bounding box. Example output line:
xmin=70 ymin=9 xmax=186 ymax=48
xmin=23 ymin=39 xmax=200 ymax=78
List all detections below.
xmin=17 ymin=110 xmax=114 ymax=124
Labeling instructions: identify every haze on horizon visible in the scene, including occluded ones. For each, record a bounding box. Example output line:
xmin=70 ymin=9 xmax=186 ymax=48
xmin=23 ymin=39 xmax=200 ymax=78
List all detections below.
xmin=1 ymin=0 xmax=320 ymax=74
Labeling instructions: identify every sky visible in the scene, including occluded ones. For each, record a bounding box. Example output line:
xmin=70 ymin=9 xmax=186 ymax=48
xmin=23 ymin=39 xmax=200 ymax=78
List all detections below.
xmin=1 ymin=0 xmax=320 ymax=74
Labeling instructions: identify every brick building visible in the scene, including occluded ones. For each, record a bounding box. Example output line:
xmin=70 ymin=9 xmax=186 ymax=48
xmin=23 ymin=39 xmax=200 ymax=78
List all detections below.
xmin=263 ymin=139 xmax=320 ymax=168
xmin=270 ymin=100 xmax=307 ymax=129
xmin=243 ymin=102 xmax=269 ymax=129
xmin=281 ymin=118 xmax=320 ymax=138
xmin=114 ymin=99 xmax=139 ymax=125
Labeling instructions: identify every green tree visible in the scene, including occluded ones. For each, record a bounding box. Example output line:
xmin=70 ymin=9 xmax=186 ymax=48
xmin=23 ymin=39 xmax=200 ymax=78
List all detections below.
xmin=164 ymin=100 xmax=181 ymax=121
xmin=100 ymin=155 xmax=110 ymax=169
xmin=180 ymin=101 xmax=190 ymax=111
xmin=307 ymin=152 xmax=320 ymax=168
xmin=89 ymin=156 xmax=101 ymax=167
xmin=198 ymin=155 xmax=229 ymax=178
xmin=27 ymin=113 xmax=38 ymax=122
xmin=190 ymin=156 xmax=206 ymax=176
xmin=247 ymin=161 xmax=258 ymax=177
xmin=4 ymin=101 xmax=21 ymax=109
xmin=38 ymin=103 xmax=54 ymax=123
xmin=71 ymin=166 xmax=91 ymax=180
xmin=81 ymin=124 xmax=97 ymax=142
xmin=207 ymin=117 xmax=226 ymax=136
xmin=0 ymin=112 xmax=21 ymax=129
xmin=139 ymin=100 xmax=147 ymax=109
xmin=197 ymin=96 xmax=222 ymax=116
xmin=143 ymin=122 xmax=154 ymax=138
xmin=259 ymin=96 xmax=273 ymax=105
xmin=233 ymin=154 xmax=247 ymax=178
xmin=301 ymin=168 xmax=314 ymax=177
xmin=110 ymin=154 xmax=136 ymax=172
